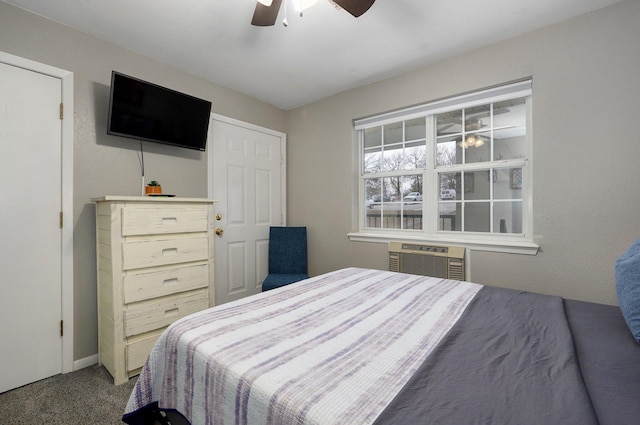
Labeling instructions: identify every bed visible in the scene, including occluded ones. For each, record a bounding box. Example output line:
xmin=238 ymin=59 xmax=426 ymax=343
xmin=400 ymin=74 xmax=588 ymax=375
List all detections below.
xmin=122 ymin=267 xmax=640 ymax=425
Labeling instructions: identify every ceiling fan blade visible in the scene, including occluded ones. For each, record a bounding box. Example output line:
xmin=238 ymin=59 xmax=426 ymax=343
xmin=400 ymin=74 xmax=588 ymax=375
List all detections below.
xmin=251 ymin=0 xmax=283 ymax=26
xmin=333 ymin=0 xmax=376 ymax=17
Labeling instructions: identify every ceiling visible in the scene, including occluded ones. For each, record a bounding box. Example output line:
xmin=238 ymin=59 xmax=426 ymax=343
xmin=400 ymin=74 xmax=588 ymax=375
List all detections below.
xmin=4 ymin=0 xmax=623 ymax=110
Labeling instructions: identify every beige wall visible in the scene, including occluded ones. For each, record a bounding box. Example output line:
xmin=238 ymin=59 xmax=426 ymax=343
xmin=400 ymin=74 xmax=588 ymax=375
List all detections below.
xmin=0 ymin=2 xmax=286 ymax=361
xmin=286 ymin=0 xmax=640 ymax=305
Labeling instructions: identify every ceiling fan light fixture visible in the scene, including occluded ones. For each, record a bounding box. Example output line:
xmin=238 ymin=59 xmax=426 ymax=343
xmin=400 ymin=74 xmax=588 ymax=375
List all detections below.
xmin=292 ymin=0 xmax=319 ymax=13
xmin=465 ymin=135 xmax=475 ymax=148
xmin=459 ymin=135 xmax=485 ymax=149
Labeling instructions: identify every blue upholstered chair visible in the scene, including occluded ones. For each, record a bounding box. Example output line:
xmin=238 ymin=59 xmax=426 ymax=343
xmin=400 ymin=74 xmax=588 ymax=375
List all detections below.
xmin=262 ymin=226 xmax=308 ymax=291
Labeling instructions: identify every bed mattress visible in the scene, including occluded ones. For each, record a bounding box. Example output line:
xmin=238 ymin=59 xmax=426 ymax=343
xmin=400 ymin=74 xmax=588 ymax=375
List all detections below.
xmin=123 ymin=267 xmax=640 ymax=425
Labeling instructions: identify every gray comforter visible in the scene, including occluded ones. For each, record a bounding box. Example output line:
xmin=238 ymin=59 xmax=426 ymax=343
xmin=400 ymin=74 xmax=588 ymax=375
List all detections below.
xmin=374 ymin=286 xmax=598 ymax=425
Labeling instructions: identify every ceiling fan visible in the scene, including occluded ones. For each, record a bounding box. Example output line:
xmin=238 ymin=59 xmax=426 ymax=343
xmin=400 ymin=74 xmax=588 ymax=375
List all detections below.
xmin=437 ymin=108 xmax=511 ymax=134
xmin=251 ymin=0 xmax=376 ymax=26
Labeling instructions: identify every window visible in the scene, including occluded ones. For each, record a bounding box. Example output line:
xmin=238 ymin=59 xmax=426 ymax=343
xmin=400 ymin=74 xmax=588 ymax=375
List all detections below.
xmin=352 ymin=80 xmax=537 ymax=253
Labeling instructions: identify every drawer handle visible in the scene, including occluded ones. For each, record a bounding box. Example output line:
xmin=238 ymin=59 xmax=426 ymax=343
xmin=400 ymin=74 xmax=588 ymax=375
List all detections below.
xmin=162 ymin=248 xmax=178 ymax=256
xmin=162 ymin=217 xmax=177 ymax=225
xmin=163 ymin=278 xmax=179 ymax=286
xmin=164 ymin=308 xmax=179 ymax=316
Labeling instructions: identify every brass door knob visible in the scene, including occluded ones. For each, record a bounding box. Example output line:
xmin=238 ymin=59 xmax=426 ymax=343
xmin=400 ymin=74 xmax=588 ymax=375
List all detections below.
xmin=215 ymin=227 xmax=224 ymax=236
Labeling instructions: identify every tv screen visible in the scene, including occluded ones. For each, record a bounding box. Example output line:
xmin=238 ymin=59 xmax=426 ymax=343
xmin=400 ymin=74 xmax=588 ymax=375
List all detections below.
xmin=107 ymin=71 xmax=212 ymax=151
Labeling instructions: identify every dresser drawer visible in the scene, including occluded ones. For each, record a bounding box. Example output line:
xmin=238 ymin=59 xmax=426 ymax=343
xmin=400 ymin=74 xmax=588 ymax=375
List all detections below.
xmin=122 ymin=206 xmax=208 ymax=236
xmin=122 ymin=237 xmax=209 ymax=270
xmin=126 ymin=331 xmax=162 ymax=372
xmin=124 ymin=290 xmax=209 ymax=337
xmin=123 ymin=264 xmax=209 ymax=304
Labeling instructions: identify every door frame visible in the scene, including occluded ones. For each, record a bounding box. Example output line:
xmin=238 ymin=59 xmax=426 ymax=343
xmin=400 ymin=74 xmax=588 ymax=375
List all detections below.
xmin=207 ymin=114 xmax=287 ymax=223
xmin=0 ymin=51 xmax=74 ymax=374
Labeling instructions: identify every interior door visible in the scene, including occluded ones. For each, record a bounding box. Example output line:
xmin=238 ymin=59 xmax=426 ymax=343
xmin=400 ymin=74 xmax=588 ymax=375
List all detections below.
xmin=0 ymin=61 xmax=63 ymax=393
xmin=209 ymin=116 xmax=285 ymax=305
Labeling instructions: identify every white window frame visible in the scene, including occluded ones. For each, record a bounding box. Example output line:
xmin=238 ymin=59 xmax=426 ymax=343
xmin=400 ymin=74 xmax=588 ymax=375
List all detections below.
xmin=348 ymin=80 xmax=539 ymax=255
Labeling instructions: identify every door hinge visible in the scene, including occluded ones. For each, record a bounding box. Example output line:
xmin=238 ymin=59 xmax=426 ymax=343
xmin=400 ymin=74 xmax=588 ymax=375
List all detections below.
xmin=60 ymin=211 xmax=63 ymax=228
xmin=59 ymin=103 xmax=64 ymax=120
xmin=60 ymin=320 xmax=64 ymax=337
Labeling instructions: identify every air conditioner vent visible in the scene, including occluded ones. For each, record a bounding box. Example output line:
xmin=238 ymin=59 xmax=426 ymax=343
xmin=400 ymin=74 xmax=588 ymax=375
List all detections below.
xmin=388 ymin=252 xmax=400 ymax=272
xmin=388 ymin=242 xmax=465 ymax=281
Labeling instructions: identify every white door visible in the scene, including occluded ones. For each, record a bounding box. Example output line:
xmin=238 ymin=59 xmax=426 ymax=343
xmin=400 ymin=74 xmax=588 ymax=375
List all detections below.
xmin=0 ymin=62 xmax=64 ymax=392
xmin=209 ymin=116 xmax=285 ymax=305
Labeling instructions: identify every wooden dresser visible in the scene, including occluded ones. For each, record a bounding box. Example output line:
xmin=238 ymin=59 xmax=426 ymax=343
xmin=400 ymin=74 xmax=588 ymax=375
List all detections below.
xmin=94 ymin=196 xmax=216 ymax=384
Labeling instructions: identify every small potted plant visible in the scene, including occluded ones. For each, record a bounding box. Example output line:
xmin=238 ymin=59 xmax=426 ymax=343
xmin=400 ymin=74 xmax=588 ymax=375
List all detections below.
xmin=145 ymin=180 xmax=162 ymax=195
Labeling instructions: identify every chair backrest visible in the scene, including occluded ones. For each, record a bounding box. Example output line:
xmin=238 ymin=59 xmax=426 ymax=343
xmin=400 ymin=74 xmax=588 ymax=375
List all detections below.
xmin=268 ymin=226 xmax=307 ymax=274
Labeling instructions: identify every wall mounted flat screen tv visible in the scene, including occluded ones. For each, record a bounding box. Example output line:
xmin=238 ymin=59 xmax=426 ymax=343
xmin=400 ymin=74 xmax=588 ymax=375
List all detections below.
xmin=107 ymin=71 xmax=212 ymax=151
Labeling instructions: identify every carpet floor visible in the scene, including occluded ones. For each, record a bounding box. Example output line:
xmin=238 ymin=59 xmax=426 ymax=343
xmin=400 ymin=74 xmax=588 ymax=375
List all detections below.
xmin=0 ymin=365 xmax=137 ymax=425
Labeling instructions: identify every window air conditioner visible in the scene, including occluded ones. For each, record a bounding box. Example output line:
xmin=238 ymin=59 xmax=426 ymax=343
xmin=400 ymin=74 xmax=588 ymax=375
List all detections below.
xmin=388 ymin=242 xmax=466 ymax=281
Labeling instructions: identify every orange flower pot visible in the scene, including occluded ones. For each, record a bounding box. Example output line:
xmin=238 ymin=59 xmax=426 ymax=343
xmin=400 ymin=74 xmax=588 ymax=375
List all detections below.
xmin=145 ymin=186 xmax=162 ymax=195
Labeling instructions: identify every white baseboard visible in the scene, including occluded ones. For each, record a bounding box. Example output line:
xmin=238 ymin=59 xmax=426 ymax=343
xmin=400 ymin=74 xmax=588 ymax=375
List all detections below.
xmin=73 ymin=353 xmax=98 ymax=371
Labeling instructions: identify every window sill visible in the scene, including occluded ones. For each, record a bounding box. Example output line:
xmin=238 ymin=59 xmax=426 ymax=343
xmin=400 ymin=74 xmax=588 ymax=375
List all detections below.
xmin=347 ymin=232 xmax=539 ymax=255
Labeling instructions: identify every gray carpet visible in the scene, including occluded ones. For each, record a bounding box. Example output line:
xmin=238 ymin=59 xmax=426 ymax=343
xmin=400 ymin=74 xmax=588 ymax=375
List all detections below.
xmin=0 ymin=365 xmax=137 ymax=425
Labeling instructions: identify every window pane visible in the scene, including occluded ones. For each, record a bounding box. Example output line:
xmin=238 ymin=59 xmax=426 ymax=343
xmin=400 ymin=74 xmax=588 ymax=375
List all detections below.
xmin=402 ymin=209 xmax=423 ymax=230
xmin=494 ymin=128 xmax=526 ymax=160
xmin=381 ymin=208 xmax=402 ymax=229
xmin=402 ymin=174 xmax=423 ymax=230
xmin=383 ymin=175 xmax=422 ymax=230
xmin=494 ymin=168 xmax=522 ymax=199
xmin=364 ymin=177 xmax=381 ymax=229
xmin=438 ymin=203 xmax=459 ymax=231
xmin=465 ymin=170 xmax=490 ymax=201
xmin=364 ymin=177 xmax=382 ymax=203
xmin=384 ymin=122 xmax=403 ymax=146
xmin=436 ymin=135 xmax=460 ymax=166
xmin=461 ymin=171 xmax=472 ymax=196
xmin=363 ymin=148 xmax=381 ymax=174
xmin=381 ymin=176 xmax=401 ymax=203
xmin=437 ymin=110 xmax=462 ymax=137
xmin=405 ymin=118 xmax=426 ymax=141
xmin=401 ymin=200 xmax=422 ymax=228
xmin=382 ymin=144 xmax=404 ymax=172
xmin=402 ymin=174 xmax=423 ymax=202
xmin=364 ymin=209 xmax=382 ymax=229
xmin=464 ymin=202 xmax=490 ymax=232
xmin=439 ymin=173 xmax=457 ymax=200
xmin=494 ymin=98 xmax=526 ymax=128
xmin=493 ymin=201 xmax=522 ymax=234
xmin=462 ymin=130 xmax=490 ymax=163
xmin=381 ymin=176 xmax=403 ymax=229
xmin=465 ymin=105 xmax=491 ymax=130
xmin=400 ymin=175 xmax=423 ymax=230
xmin=364 ymin=126 xmax=382 ymax=149
xmin=493 ymin=98 xmax=526 ymax=160
xmin=404 ymin=141 xmax=427 ymax=170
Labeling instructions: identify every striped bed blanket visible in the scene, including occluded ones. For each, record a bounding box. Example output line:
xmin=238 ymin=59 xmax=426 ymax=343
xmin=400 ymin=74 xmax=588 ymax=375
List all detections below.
xmin=123 ymin=268 xmax=482 ymax=425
